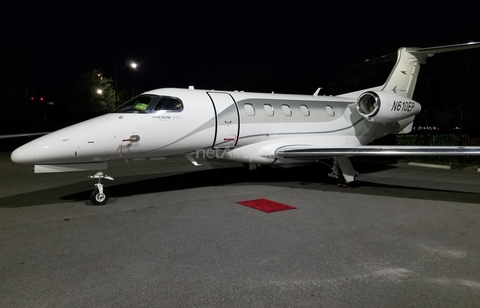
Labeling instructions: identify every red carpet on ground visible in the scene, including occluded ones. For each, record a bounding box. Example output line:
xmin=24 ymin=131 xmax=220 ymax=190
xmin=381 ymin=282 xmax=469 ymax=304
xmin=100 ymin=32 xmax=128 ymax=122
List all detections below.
xmin=236 ymin=198 xmax=296 ymax=213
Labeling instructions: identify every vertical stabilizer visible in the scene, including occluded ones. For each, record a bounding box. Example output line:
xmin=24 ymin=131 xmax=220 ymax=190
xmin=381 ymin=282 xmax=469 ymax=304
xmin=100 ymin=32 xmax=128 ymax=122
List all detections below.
xmin=380 ymin=42 xmax=480 ymax=99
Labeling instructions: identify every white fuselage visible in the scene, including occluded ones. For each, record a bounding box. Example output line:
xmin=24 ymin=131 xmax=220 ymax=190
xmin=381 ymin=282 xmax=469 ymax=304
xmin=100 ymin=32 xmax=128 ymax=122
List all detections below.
xmin=11 ymin=88 xmax=413 ymax=167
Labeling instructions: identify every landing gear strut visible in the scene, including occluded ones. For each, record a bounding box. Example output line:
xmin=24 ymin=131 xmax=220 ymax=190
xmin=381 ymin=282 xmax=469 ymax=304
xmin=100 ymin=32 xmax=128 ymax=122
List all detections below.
xmin=328 ymin=157 xmax=358 ymax=187
xmin=89 ymin=171 xmax=114 ymax=205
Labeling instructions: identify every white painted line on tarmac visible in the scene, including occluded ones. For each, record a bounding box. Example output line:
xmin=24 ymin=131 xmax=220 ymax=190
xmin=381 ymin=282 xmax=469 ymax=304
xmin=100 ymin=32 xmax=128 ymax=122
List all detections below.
xmin=408 ymin=162 xmax=452 ymax=170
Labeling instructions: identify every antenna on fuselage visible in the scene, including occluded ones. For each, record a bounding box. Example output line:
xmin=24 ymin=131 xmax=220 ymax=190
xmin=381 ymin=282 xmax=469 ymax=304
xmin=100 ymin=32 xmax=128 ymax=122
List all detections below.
xmin=313 ymin=87 xmax=322 ymax=96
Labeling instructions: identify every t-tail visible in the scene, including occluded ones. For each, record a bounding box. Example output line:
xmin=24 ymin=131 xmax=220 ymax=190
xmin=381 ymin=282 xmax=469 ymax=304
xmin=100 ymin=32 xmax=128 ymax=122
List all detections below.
xmin=380 ymin=42 xmax=480 ymax=99
xmin=338 ymin=42 xmax=480 ymax=134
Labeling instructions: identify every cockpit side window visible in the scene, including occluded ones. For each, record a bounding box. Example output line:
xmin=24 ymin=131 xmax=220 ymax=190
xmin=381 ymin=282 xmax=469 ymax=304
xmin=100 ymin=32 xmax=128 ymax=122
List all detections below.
xmin=153 ymin=97 xmax=183 ymax=112
xmin=114 ymin=95 xmax=158 ymax=113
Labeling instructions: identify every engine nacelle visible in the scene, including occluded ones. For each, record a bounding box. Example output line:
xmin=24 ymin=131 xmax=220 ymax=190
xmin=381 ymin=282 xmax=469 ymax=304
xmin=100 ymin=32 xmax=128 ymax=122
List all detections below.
xmin=356 ymin=91 xmax=421 ymax=123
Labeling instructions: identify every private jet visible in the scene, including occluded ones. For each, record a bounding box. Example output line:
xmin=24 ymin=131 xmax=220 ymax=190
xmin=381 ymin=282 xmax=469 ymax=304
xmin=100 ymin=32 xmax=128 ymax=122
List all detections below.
xmin=11 ymin=42 xmax=480 ymax=205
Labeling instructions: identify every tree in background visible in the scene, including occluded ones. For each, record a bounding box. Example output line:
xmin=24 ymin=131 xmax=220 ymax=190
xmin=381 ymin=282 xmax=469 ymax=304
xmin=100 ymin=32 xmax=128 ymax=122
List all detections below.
xmin=327 ymin=60 xmax=392 ymax=95
xmin=414 ymin=51 xmax=480 ymax=131
xmin=116 ymin=87 xmax=139 ymax=105
xmin=73 ymin=69 xmax=116 ymax=113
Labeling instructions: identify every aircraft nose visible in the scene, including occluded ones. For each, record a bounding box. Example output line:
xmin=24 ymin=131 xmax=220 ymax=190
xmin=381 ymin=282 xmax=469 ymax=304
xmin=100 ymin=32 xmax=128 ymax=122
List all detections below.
xmin=10 ymin=115 xmax=108 ymax=165
xmin=11 ymin=143 xmax=37 ymax=164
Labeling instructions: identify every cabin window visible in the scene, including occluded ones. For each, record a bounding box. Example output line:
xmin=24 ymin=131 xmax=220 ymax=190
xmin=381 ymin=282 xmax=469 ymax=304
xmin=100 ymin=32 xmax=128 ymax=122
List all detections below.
xmin=153 ymin=96 xmax=183 ymax=112
xmin=263 ymin=104 xmax=274 ymax=117
xmin=244 ymin=103 xmax=255 ymax=116
xmin=300 ymin=105 xmax=310 ymax=117
xmin=326 ymin=105 xmax=335 ymax=117
xmin=114 ymin=94 xmax=158 ymax=113
xmin=282 ymin=104 xmax=292 ymax=116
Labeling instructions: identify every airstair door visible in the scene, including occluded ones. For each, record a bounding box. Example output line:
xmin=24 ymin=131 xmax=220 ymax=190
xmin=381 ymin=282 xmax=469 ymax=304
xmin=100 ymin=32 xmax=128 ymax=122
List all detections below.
xmin=208 ymin=92 xmax=239 ymax=149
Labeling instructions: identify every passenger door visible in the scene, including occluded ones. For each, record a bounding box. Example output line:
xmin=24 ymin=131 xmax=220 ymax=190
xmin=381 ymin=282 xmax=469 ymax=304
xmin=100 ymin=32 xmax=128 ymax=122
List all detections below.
xmin=208 ymin=92 xmax=239 ymax=149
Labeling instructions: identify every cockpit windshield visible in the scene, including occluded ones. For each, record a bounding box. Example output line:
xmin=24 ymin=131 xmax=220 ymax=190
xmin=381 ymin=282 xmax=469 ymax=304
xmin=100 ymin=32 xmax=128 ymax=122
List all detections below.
xmin=113 ymin=94 xmax=184 ymax=113
xmin=113 ymin=95 xmax=159 ymax=113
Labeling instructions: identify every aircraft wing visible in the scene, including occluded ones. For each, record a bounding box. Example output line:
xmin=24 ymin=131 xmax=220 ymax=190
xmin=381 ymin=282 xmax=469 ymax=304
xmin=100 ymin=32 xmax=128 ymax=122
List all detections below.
xmin=0 ymin=132 xmax=49 ymax=139
xmin=276 ymin=145 xmax=480 ymax=158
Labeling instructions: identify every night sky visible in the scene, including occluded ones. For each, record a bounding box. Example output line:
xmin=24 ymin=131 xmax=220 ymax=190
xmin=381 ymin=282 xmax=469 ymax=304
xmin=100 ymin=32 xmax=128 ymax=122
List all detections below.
xmin=2 ymin=1 xmax=480 ymax=100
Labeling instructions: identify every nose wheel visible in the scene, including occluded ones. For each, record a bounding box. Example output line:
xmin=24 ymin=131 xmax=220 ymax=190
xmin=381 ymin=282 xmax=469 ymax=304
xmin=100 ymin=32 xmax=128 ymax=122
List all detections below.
xmin=89 ymin=171 xmax=114 ymax=205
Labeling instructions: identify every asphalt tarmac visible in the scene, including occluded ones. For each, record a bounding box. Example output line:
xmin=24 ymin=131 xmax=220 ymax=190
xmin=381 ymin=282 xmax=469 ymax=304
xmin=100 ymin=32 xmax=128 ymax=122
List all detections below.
xmin=1 ymin=151 xmax=480 ymax=307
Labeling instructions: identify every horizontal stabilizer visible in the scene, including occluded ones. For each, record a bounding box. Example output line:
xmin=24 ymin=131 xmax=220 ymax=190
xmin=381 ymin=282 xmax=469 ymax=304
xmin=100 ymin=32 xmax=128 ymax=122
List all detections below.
xmin=366 ymin=42 xmax=480 ymax=64
xmin=409 ymin=42 xmax=480 ymax=57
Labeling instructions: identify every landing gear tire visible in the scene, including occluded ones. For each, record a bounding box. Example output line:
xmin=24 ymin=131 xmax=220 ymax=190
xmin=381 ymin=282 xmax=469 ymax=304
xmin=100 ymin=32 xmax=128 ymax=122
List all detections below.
xmin=91 ymin=188 xmax=109 ymax=206
xmin=89 ymin=171 xmax=114 ymax=205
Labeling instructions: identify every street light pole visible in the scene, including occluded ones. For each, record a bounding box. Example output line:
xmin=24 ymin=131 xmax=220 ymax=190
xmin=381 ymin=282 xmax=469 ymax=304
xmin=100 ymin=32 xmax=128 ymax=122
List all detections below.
xmin=115 ymin=65 xmax=118 ymax=104
xmin=115 ymin=61 xmax=138 ymax=105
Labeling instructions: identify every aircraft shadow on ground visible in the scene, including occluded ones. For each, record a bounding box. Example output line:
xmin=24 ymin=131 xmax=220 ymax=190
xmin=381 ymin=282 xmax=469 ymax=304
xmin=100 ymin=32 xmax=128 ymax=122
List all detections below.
xmin=1 ymin=162 xmax=478 ymax=207
xmin=59 ymin=162 xmax=480 ymax=205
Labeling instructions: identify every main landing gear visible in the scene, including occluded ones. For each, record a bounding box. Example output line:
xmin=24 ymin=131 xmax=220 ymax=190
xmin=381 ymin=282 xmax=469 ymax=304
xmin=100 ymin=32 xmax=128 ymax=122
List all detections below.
xmin=328 ymin=157 xmax=358 ymax=187
xmin=89 ymin=171 xmax=114 ymax=205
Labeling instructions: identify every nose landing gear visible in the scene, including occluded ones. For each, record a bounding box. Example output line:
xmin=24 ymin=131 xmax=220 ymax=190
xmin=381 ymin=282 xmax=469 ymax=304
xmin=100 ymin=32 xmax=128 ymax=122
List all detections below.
xmin=89 ymin=171 xmax=114 ymax=205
